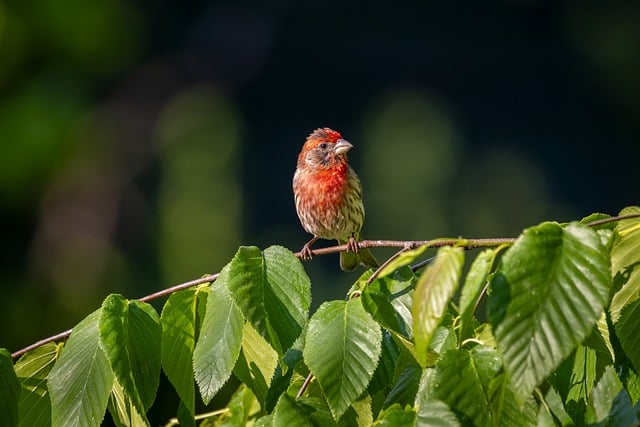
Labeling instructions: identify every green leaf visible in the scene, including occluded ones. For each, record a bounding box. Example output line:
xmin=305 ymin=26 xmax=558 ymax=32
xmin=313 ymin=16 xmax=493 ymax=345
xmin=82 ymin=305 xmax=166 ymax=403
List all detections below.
xmin=361 ymin=266 xmax=415 ymax=338
xmin=0 ymin=349 xmax=20 ymax=427
xmin=204 ymin=384 xmax=259 ymax=426
xmin=615 ymin=298 xmax=640 ymax=374
xmin=413 ymin=246 xmax=464 ymax=367
xmin=160 ymin=288 xmax=198 ymax=419
xmin=372 ymin=404 xmax=416 ymax=426
xmin=107 ymin=379 xmax=147 ymax=427
xmin=225 ymin=246 xmax=311 ymax=355
xmin=585 ymin=365 xmax=622 ymax=424
xmin=541 ymin=386 xmax=573 ymax=427
xmin=48 ymin=309 xmax=114 ymax=427
xmin=424 ymin=346 xmax=501 ymax=426
xmin=99 ymin=294 xmax=161 ymax=424
xmin=193 ymin=284 xmax=243 ymax=404
xmin=489 ymin=222 xmax=611 ymax=400
xmin=416 ymin=399 xmax=461 ymax=427
xmin=233 ymin=322 xmax=278 ymax=405
xmin=487 ymin=373 xmax=538 ymax=427
xmin=273 ymin=394 xmax=316 ymax=427
xmin=458 ymin=248 xmax=500 ymax=346
xmin=14 ymin=343 xmax=59 ymax=427
xmin=304 ymin=299 xmax=382 ymax=420
xmin=376 ymin=243 xmax=430 ymax=278
xmin=265 ymin=347 xmax=303 ymax=413
xmin=368 ymin=331 xmax=400 ymax=396
xmin=610 ymin=206 xmax=640 ymax=323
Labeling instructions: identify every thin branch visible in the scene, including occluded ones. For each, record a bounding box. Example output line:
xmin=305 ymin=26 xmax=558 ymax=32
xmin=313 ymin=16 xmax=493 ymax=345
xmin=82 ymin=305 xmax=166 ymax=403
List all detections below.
xmin=10 ymin=211 xmax=639 ymax=359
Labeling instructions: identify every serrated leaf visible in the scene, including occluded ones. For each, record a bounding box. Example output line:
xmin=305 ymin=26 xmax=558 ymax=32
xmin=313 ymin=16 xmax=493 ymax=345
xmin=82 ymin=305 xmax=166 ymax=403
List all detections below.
xmin=273 ymin=394 xmax=316 ymax=427
xmin=585 ymin=365 xmax=622 ymax=424
xmin=48 ymin=309 xmax=114 ymax=427
xmin=377 ymin=243 xmax=430 ymax=278
xmin=488 ymin=373 xmax=537 ymax=427
xmin=233 ymin=322 xmax=278 ymax=405
xmin=14 ymin=343 xmax=59 ymax=427
xmin=372 ymin=404 xmax=415 ymax=426
xmin=265 ymin=347 xmax=303 ymax=413
xmin=304 ymin=299 xmax=382 ymax=420
xmin=368 ymin=332 xmax=400 ymax=396
xmin=0 ymin=349 xmax=20 ymax=427
xmin=362 ymin=266 xmax=415 ymax=338
xmin=489 ymin=222 xmax=611 ymax=401
xmin=193 ymin=285 xmax=243 ymax=404
xmin=610 ymin=206 xmax=640 ymax=322
xmin=413 ymin=246 xmax=464 ymax=367
xmin=107 ymin=378 xmax=147 ymax=427
xmin=160 ymin=288 xmax=198 ymax=419
xmin=225 ymin=246 xmax=311 ymax=355
xmin=416 ymin=399 xmax=461 ymax=427
xmin=458 ymin=248 xmax=500 ymax=346
xmin=99 ymin=294 xmax=161 ymax=425
xmin=615 ymin=298 xmax=640 ymax=374
xmin=425 ymin=346 xmax=500 ymax=426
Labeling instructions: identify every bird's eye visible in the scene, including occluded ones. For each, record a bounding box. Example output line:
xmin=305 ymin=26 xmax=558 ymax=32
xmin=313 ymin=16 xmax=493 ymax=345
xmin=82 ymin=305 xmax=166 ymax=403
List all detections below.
xmin=319 ymin=142 xmax=328 ymax=150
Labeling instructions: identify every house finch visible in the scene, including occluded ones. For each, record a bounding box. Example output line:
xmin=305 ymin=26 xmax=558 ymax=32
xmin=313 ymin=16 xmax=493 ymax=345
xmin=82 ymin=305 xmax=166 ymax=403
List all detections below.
xmin=293 ymin=128 xmax=378 ymax=271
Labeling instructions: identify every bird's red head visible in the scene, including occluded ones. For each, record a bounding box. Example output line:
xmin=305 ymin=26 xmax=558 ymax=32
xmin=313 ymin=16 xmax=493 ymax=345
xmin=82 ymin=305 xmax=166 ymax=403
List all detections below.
xmin=298 ymin=127 xmax=353 ymax=169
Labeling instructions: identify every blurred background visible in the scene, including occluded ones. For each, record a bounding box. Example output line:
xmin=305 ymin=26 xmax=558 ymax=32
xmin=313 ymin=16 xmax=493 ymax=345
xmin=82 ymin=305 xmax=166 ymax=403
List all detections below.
xmin=1 ymin=0 xmax=638 ymax=422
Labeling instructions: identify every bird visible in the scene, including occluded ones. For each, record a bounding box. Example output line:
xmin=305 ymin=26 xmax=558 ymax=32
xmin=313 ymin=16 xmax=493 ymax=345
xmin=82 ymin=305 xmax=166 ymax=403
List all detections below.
xmin=293 ymin=127 xmax=378 ymax=271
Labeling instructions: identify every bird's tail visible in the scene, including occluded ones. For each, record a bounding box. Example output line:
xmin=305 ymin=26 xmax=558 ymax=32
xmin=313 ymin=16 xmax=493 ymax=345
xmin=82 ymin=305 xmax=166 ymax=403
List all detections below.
xmin=339 ymin=237 xmax=379 ymax=271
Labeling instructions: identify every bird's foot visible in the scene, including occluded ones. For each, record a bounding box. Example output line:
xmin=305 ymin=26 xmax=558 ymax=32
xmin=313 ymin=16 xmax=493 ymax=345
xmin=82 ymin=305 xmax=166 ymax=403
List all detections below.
xmin=346 ymin=236 xmax=360 ymax=253
xmin=300 ymin=244 xmax=314 ymax=261
xmin=299 ymin=236 xmax=319 ymax=261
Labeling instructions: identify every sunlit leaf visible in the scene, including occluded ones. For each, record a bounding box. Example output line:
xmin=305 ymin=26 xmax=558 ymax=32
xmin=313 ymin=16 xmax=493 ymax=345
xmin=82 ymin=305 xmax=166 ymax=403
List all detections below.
xmin=489 ymin=222 xmax=611 ymax=401
xmin=376 ymin=243 xmax=430 ymax=278
xmin=193 ymin=283 xmax=243 ymax=404
xmin=14 ymin=343 xmax=59 ymax=427
xmin=610 ymin=206 xmax=640 ymax=322
xmin=0 ymin=349 xmax=20 ymax=427
xmin=225 ymin=246 xmax=311 ymax=355
xmin=304 ymin=299 xmax=382 ymax=420
xmin=233 ymin=323 xmax=278 ymax=405
xmin=413 ymin=246 xmax=464 ymax=367
xmin=48 ymin=309 xmax=113 ymax=427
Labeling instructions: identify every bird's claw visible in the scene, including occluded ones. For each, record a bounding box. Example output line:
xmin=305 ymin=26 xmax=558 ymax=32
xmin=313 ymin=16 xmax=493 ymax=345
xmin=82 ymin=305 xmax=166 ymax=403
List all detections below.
xmin=346 ymin=237 xmax=360 ymax=253
xmin=300 ymin=244 xmax=314 ymax=261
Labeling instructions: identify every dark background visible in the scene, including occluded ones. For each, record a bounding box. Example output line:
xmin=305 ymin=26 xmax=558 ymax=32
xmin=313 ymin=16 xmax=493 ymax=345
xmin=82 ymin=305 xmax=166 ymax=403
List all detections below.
xmin=1 ymin=0 xmax=638 ymax=423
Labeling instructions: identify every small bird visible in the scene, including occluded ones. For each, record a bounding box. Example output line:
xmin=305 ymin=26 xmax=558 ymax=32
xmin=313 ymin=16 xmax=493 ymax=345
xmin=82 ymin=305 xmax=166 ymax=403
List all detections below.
xmin=293 ymin=128 xmax=378 ymax=271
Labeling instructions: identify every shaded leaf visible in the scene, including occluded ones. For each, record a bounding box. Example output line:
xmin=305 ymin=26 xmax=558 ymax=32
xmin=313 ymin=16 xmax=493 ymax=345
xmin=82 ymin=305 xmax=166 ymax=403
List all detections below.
xmin=161 ymin=288 xmax=198 ymax=420
xmin=416 ymin=399 xmax=461 ymax=427
xmin=273 ymin=394 xmax=316 ymax=427
xmin=99 ymin=294 xmax=161 ymax=424
xmin=489 ymin=222 xmax=610 ymax=400
xmin=458 ymin=248 xmax=500 ymax=346
xmin=14 ymin=343 xmax=59 ymax=427
xmin=362 ymin=266 xmax=415 ymax=338
xmin=413 ymin=246 xmax=464 ymax=367
xmin=225 ymin=246 xmax=311 ymax=355
xmin=615 ymin=297 xmax=640 ymax=375
xmin=48 ymin=309 xmax=113 ymax=427
xmin=372 ymin=404 xmax=415 ymax=426
xmin=424 ymin=346 xmax=500 ymax=426
xmin=376 ymin=243 xmax=430 ymax=278
xmin=304 ymin=299 xmax=382 ymax=420
xmin=0 ymin=349 xmax=20 ymax=427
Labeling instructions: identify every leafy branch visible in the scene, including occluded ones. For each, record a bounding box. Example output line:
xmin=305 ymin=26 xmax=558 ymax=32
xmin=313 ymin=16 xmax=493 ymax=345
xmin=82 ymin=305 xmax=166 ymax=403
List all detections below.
xmin=2 ymin=208 xmax=640 ymax=426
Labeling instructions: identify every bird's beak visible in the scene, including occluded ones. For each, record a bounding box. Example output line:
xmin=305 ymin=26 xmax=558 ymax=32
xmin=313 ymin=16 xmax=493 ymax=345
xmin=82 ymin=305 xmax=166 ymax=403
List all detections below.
xmin=334 ymin=139 xmax=353 ymax=155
